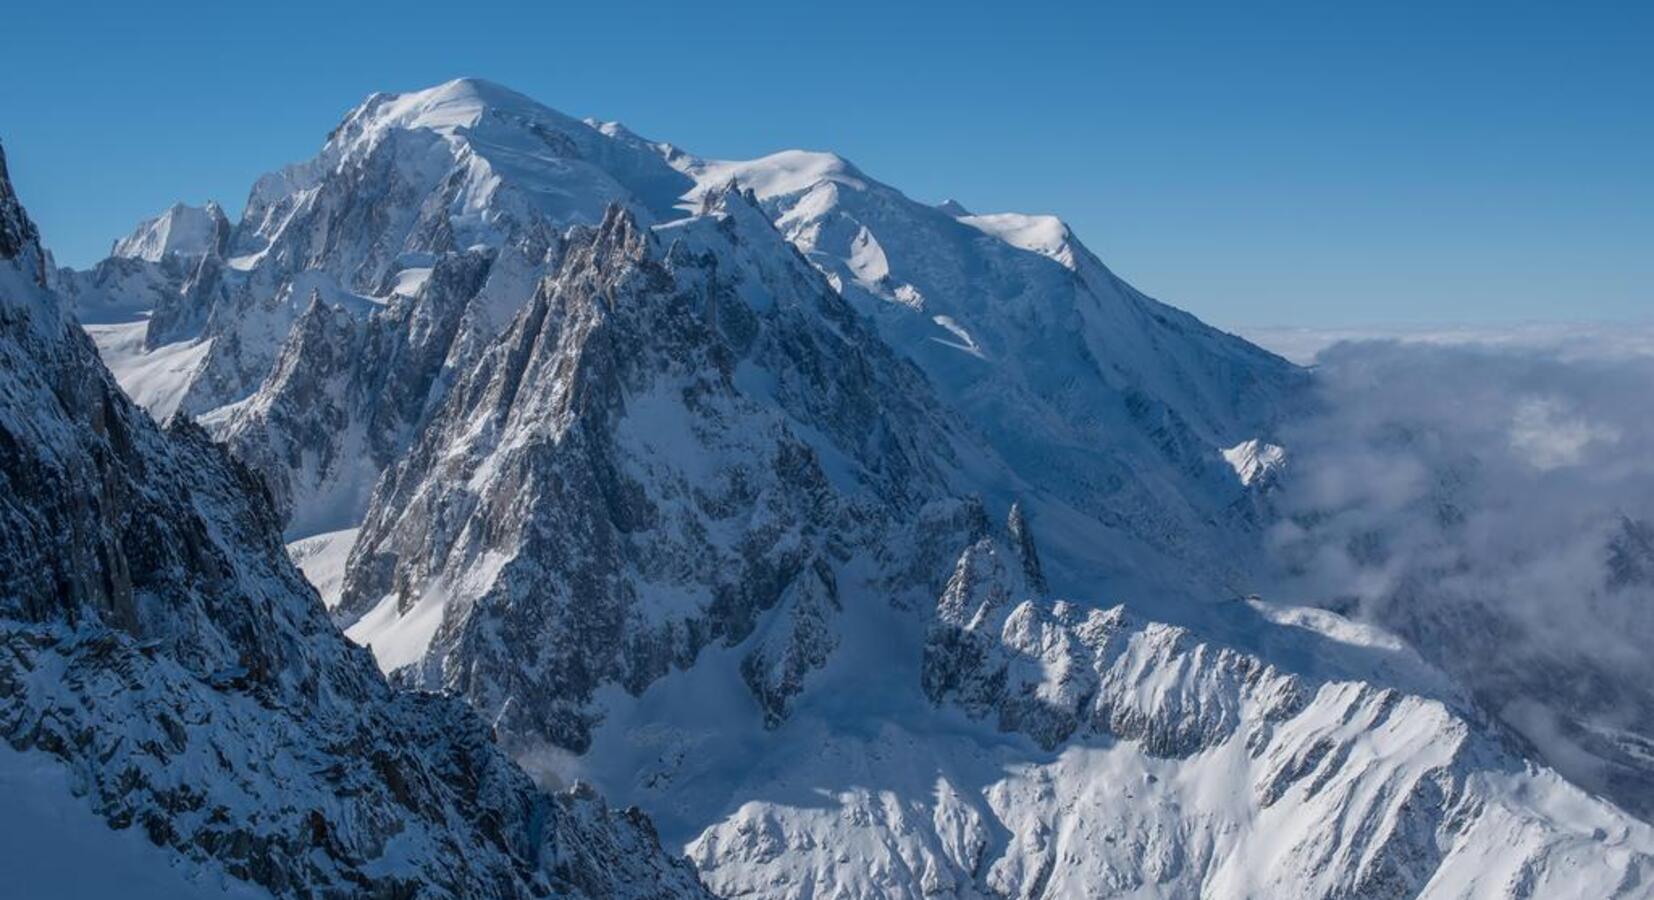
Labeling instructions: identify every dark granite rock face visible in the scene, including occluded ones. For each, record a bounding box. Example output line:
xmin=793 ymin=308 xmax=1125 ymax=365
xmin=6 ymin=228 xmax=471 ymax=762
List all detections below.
xmin=337 ymin=195 xmax=987 ymax=752
xmin=218 ymin=246 xmax=512 ymax=535
xmin=0 ymin=142 xmax=44 ymax=282
xmin=144 ymin=249 xmax=226 ymax=346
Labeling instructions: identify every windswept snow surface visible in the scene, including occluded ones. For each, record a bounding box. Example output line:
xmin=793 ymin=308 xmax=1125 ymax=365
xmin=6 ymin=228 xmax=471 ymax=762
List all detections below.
xmin=84 ymin=319 xmax=211 ymax=421
xmin=957 ymin=212 xmax=1075 ymax=264
xmin=685 ymin=150 xmax=869 ymax=205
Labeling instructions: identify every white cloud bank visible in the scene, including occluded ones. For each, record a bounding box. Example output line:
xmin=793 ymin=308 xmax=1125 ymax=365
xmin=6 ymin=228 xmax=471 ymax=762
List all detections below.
xmin=1259 ymin=327 xmax=1654 ymax=818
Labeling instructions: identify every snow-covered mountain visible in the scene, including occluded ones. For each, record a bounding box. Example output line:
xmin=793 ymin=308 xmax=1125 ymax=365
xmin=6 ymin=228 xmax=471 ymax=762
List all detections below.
xmin=49 ymin=202 xmax=227 ymax=328
xmin=85 ymin=78 xmax=1298 ymax=576
xmin=130 ymin=80 xmax=696 ymax=535
xmin=335 ymin=191 xmax=993 ymax=751
xmin=112 ymin=200 xmax=233 ymax=263
xmin=0 ymin=140 xmax=709 ymax=899
xmin=58 ymin=80 xmax=1654 ymax=897
xmin=673 ymin=149 xmax=1302 ymax=582
xmin=191 ymin=78 xmax=691 ymax=419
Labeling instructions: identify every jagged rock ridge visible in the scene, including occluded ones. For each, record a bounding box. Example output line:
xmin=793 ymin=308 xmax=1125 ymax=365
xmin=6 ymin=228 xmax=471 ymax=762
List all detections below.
xmin=0 ymin=138 xmax=708 ymax=899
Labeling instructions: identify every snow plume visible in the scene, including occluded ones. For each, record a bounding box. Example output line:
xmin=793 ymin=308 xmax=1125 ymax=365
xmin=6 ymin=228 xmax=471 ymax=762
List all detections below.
xmin=508 ymin=738 xmax=585 ymax=792
xmin=1267 ymin=334 xmax=1654 ymax=817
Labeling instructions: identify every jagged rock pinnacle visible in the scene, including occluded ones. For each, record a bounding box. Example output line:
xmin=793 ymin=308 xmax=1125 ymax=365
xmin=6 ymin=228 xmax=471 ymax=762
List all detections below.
xmin=1007 ymin=500 xmax=1046 ymax=594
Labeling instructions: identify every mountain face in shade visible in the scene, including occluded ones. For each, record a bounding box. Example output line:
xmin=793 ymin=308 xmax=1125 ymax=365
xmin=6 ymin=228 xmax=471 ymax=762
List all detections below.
xmin=0 ymin=145 xmax=44 ymax=279
xmin=0 ymin=139 xmax=709 ymax=899
xmin=54 ymin=81 xmax=1654 ymax=898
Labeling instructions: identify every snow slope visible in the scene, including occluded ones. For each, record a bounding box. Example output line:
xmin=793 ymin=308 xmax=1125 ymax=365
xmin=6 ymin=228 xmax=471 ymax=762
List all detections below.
xmin=285 ymin=526 xmax=359 ymax=609
xmin=559 ymin=520 xmax=1654 ymax=898
xmin=84 ymin=318 xmax=212 ymax=421
xmin=675 ymin=147 xmax=1305 ymax=596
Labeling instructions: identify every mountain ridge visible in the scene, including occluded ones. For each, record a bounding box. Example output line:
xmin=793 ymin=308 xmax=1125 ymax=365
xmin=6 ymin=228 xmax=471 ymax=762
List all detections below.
xmin=41 ymin=81 xmax=1654 ymax=898
xmin=0 ymin=136 xmax=710 ymax=899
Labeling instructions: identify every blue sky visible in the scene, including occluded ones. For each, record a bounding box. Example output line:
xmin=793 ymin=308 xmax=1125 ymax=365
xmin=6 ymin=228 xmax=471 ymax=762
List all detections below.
xmin=2 ymin=1 xmax=1648 ymax=327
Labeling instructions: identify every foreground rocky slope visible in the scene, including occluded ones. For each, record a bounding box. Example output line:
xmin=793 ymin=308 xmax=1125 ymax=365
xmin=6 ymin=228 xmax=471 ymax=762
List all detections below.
xmin=0 ymin=141 xmax=706 ymax=898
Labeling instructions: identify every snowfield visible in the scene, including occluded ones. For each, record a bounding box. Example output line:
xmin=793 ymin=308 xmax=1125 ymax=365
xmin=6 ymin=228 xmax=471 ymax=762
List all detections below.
xmin=84 ymin=319 xmax=212 ymax=421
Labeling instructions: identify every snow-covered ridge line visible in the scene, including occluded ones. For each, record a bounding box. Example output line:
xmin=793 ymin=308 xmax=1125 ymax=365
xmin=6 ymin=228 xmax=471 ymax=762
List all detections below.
xmin=686 ymin=522 xmax=1654 ymax=897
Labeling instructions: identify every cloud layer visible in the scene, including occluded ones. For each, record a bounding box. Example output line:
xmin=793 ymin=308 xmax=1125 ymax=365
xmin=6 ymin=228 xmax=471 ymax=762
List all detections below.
xmin=1263 ymin=332 xmax=1654 ymax=817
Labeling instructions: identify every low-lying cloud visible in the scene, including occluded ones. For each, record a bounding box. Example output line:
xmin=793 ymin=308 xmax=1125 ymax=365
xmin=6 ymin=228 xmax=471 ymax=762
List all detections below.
xmin=1241 ymin=321 xmax=1654 ymax=366
xmin=1262 ymin=328 xmax=1654 ymax=817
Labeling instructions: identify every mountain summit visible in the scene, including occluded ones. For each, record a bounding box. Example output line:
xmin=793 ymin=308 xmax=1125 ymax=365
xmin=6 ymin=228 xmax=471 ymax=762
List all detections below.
xmin=111 ymin=201 xmax=231 ymax=262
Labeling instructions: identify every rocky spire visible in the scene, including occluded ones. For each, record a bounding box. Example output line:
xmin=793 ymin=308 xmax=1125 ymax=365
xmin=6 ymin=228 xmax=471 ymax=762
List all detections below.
xmin=1006 ymin=500 xmax=1047 ymax=594
xmin=699 ymin=178 xmax=764 ymax=218
xmin=0 ymin=140 xmax=46 ymax=284
xmin=584 ymin=202 xmax=652 ymax=274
